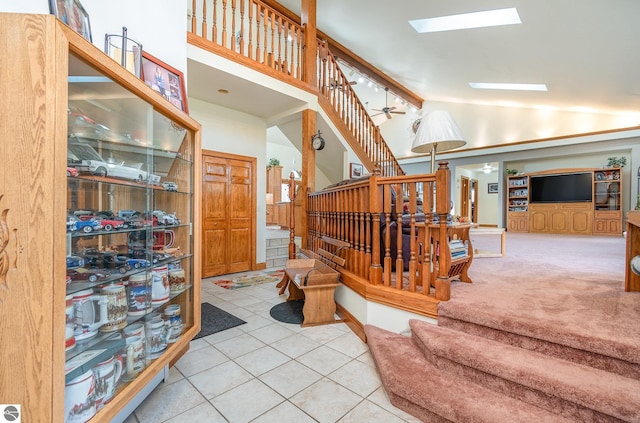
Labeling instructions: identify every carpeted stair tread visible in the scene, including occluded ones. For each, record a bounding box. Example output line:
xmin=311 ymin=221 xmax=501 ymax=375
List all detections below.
xmin=438 ymin=280 xmax=640 ymax=369
xmin=437 ymin=314 xmax=640 ymax=380
xmin=365 ymin=324 xmax=575 ymax=423
xmin=410 ymin=320 xmax=640 ymax=422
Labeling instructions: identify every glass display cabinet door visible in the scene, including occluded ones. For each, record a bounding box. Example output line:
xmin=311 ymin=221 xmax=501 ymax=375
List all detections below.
xmin=64 ymin=52 xmax=194 ymax=417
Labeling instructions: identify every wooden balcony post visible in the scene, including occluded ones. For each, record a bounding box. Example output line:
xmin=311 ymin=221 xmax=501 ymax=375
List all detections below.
xmin=301 ymin=108 xmax=316 ymax=250
xmin=300 ymin=0 xmax=317 ymax=85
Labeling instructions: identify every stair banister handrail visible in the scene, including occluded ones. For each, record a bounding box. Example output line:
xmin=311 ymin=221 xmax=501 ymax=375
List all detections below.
xmin=316 ymin=40 xmax=404 ymax=176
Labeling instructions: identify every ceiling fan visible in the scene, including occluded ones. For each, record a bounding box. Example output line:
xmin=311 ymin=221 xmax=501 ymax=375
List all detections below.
xmin=328 ymin=77 xmax=357 ymax=91
xmin=477 ymin=163 xmax=498 ymax=174
xmin=371 ymin=88 xmax=406 ymax=120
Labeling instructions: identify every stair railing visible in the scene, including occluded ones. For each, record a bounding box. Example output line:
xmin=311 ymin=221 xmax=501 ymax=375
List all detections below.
xmin=316 ymin=40 xmax=404 ymax=177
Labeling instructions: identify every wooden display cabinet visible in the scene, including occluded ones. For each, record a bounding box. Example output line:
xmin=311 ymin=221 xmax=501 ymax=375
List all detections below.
xmin=0 ymin=14 xmax=201 ymax=423
xmin=506 ymin=168 xmax=622 ymax=236
xmin=593 ymin=168 xmax=622 ymax=236
xmin=507 ymin=175 xmax=529 ymax=232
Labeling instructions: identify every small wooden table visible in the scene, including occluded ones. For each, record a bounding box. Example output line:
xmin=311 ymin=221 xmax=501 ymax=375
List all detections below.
xmin=416 ymin=222 xmax=473 ymax=300
xmin=283 ymin=258 xmax=341 ymax=326
xmin=469 ymin=227 xmax=506 ymax=258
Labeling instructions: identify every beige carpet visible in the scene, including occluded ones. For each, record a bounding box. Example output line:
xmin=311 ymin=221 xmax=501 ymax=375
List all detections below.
xmin=442 ymin=232 xmax=640 ymax=370
xmin=366 ymin=232 xmax=640 ymax=422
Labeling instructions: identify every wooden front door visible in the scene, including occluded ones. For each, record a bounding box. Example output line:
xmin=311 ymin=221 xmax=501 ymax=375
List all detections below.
xmin=202 ymin=151 xmax=255 ymax=277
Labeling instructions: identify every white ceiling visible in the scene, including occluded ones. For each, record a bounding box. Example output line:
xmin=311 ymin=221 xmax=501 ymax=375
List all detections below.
xmin=273 ymin=0 xmax=640 ymax=155
xmin=186 ymin=0 xmax=640 ymax=178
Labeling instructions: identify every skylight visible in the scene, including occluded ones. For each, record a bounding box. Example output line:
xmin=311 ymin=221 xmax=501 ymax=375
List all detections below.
xmin=409 ymin=8 xmax=521 ymax=33
xmin=469 ymin=82 xmax=548 ymax=92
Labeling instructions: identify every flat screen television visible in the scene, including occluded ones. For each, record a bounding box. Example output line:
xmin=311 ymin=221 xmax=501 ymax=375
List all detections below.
xmin=530 ymin=172 xmax=592 ymax=203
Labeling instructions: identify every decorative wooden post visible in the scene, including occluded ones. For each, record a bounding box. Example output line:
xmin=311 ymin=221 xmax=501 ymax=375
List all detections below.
xmin=288 ymin=171 xmax=299 ymax=259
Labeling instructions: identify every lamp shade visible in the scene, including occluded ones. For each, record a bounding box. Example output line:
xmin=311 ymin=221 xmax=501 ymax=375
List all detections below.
xmin=411 ymin=110 xmax=466 ymax=154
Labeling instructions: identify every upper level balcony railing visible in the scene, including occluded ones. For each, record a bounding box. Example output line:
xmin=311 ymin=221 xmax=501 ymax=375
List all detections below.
xmin=189 ymin=0 xmax=306 ymax=84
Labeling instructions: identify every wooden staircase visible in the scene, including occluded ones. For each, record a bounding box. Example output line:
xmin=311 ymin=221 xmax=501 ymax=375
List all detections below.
xmin=366 ymin=318 xmax=640 ymax=422
xmin=188 ymin=0 xmax=407 ymax=177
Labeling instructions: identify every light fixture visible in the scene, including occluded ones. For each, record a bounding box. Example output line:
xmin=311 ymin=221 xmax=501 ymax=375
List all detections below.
xmin=409 ymin=8 xmax=521 ymax=33
xmin=482 ymin=163 xmax=493 ymax=174
xmin=469 ymin=82 xmax=548 ymax=91
xmin=411 ymin=110 xmax=466 ymax=173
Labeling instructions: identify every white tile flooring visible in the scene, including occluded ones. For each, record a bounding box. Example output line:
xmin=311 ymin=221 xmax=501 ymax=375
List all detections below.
xmin=123 ymin=271 xmax=422 ymax=422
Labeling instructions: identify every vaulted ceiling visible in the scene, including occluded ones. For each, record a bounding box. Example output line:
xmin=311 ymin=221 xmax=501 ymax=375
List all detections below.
xmin=276 ymin=0 xmax=640 ymax=158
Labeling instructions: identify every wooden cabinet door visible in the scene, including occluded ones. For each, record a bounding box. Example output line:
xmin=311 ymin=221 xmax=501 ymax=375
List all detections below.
xmin=202 ymin=152 xmax=255 ymax=277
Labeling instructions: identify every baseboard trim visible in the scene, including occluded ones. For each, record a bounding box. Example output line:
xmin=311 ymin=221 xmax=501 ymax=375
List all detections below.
xmin=255 ymin=262 xmax=267 ymax=270
xmin=336 ymin=302 xmax=366 ymax=342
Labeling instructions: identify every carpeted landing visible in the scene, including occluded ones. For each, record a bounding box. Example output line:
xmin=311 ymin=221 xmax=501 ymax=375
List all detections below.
xmin=366 ymin=321 xmax=640 ymax=422
xmin=366 ymin=233 xmax=640 ymax=422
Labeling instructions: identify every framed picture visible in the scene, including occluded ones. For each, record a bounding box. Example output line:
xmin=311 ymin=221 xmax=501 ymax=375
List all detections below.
xmin=350 ymin=163 xmax=363 ymax=179
xmin=488 ymin=183 xmax=498 ymax=194
xmin=49 ymin=0 xmax=92 ymax=42
xmin=141 ymin=52 xmax=189 ymax=113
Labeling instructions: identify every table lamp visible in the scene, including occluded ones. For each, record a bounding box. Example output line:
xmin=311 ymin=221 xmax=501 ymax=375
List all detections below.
xmin=411 ymin=110 xmax=466 ymax=173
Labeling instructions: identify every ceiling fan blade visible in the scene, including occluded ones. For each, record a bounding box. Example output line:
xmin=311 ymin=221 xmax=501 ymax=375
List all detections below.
xmin=384 ymin=111 xmax=392 ymax=119
xmin=371 ymin=111 xmax=384 ymax=117
xmin=390 ymin=110 xmax=406 ymax=115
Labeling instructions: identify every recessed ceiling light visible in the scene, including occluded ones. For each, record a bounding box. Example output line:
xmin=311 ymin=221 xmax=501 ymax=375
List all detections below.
xmin=409 ymin=8 xmax=521 ymax=33
xmin=469 ymin=82 xmax=548 ymax=92
xmin=218 ymin=88 xmax=229 ymax=94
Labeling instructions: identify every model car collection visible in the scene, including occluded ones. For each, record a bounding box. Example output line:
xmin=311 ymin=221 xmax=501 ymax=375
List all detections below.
xmin=67 ymin=142 xmax=160 ymax=184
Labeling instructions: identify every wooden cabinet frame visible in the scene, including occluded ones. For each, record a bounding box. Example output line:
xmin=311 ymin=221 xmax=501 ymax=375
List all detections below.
xmin=507 ymin=168 xmax=622 ymax=236
xmin=0 ymin=13 xmax=201 ymax=422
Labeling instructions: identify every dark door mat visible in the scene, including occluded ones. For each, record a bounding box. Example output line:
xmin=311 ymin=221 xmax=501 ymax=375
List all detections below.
xmin=194 ymin=302 xmax=246 ymax=340
xmin=270 ymin=300 xmax=304 ymax=324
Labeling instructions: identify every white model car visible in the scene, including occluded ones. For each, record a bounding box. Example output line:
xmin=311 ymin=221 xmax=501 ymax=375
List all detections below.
xmin=68 ymin=143 xmax=160 ymax=184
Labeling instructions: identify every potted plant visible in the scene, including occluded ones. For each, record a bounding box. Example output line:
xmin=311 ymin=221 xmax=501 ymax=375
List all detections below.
xmin=607 ymin=157 xmax=626 ymax=168
xmin=267 ymin=158 xmax=280 ymax=167
xmin=506 ymin=168 xmax=518 ymax=176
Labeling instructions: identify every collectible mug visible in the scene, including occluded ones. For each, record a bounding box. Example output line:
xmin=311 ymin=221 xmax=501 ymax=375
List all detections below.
xmin=146 ymin=317 xmax=171 ymax=358
xmin=64 ymin=368 xmax=97 ymax=423
xmin=72 ymin=289 xmax=108 ymax=341
xmin=93 ymin=354 xmax=123 ymax=409
xmin=168 ymin=268 xmax=185 ymax=293
xmin=124 ymin=335 xmax=146 ymax=380
xmin=98 ymin=284 xmax=128 ymax=332
xmin=153 ymin=230 xmax=175 ymax=250
xmin=127 ymin=273 xmax=152 ymax=316
xmin=123 ymin=322 xmax=145 ymax=341
xmin=151 ymin=265 xmax=170 ymax=306
xmin=163 ymin=304 xmax=182 ymax=343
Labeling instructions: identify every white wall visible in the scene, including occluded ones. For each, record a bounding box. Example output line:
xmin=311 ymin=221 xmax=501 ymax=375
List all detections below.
xmin=188 ymin=97 xmax=268 ymax=263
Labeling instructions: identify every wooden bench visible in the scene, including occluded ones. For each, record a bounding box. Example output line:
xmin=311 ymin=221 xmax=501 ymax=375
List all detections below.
xmin=278 ymin=237 xmax=347 ymax=326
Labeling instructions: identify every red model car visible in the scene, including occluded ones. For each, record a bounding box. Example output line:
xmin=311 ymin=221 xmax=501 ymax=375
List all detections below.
xmin=66 ymin=268 xmax=111 ymax=283
xmin=97 ymin=218 xmax=127 ymax=231
xmin=67 ymin=167 xmax=79 ymax=177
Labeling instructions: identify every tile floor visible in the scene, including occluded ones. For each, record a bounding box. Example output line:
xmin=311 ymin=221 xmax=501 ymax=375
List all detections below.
xmin=123 ymin=271 xmax=421 ymax=422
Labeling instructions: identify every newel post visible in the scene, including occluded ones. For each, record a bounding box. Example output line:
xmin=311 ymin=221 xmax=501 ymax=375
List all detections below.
xmin=369 ymin=167 xmax=383 ymax=285
xmin=435 ymin=161 xmax=452 ymax=301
